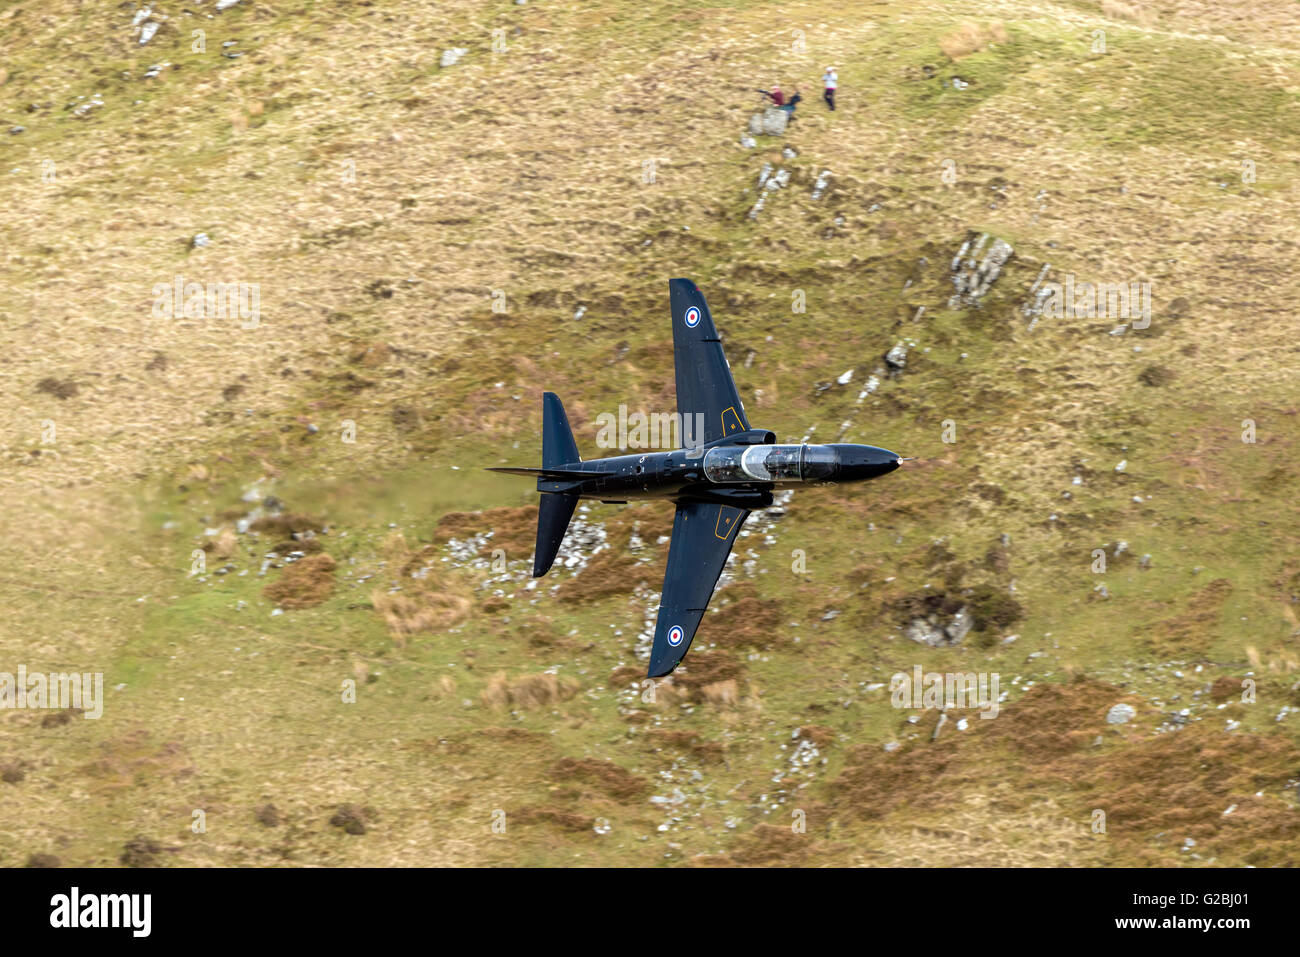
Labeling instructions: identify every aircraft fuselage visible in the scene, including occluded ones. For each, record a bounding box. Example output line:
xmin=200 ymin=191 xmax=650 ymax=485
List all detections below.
xmin=538 ymin=431 xmax=900 ymax=508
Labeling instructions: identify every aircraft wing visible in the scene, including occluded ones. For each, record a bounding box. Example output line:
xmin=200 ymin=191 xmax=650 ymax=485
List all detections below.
xmin=669 ymin=278 xmax=750 ymax=447
xmin=647 ymin=499 xmax=749 ymax=677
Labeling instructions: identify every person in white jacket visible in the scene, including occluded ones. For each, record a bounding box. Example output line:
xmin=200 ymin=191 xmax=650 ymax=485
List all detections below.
xmin=822 ymin=66 xmax=837 ymax=111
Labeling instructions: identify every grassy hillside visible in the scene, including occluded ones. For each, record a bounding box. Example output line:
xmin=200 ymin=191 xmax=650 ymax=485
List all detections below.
xmin=1 ymin=0 xmax=1298 ymax=866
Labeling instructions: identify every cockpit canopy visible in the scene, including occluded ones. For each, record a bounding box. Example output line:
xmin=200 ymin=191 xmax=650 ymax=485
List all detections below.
xmin=703 ymin=444 xmax=835 ymax=484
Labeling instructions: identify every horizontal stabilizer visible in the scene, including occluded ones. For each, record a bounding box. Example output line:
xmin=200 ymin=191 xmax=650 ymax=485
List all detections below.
xmin=486 ymin=466 xmax=590 ymax=480
xmin=533 ymin=492 xmax=579 ymax=577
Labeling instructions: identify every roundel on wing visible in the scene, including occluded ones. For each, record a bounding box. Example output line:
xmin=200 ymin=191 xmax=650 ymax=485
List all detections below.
xmin=667 ymin=625 xmax=685 ymax=646
xmin=684 ymin=306 xmax=701 ymax=328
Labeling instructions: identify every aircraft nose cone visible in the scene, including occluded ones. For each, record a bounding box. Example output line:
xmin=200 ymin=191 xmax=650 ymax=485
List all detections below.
xmin=833 ymin=444 xmax=901 ymax=481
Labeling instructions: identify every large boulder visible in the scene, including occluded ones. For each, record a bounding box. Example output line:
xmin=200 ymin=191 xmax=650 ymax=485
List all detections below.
xmin=748 ymin=107 xmax=789 ymax=136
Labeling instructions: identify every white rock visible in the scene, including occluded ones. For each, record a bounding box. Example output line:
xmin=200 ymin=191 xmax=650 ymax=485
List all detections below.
xmin=811 ymin=170 xmax=832 ymax=199
xmin=440 ymin=48 xmax=468 ymax=68
xmin=1106 ymin=702 xmax=1136 ymax=724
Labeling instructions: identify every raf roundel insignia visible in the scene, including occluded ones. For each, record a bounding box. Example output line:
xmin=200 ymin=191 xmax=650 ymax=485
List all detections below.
xmin=667 ymin=625 xmax=685 ymax=646
xmin=684 ymin=306 xmax=701 ymax=328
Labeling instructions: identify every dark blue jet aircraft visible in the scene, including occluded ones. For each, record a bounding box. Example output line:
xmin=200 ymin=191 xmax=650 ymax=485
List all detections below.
xmin=489 ymin=279 xmax=902 ymax=677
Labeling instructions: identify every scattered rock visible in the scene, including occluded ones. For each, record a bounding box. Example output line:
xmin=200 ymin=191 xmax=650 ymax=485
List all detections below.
xmin=440 ymin=48 xmax=468 ymax=69
xmin=811 ymin=170 xmax=832 ymax=199
xmin=1106 ymin=702 xmax=1136 ymax=724
xmin=766 ymin=168 xmax=790 ymax=190
xmin=949 ymin=232 xmax=1013 ymax=308
xmin=71 ymin=94 xmax=105 ymax=117
xmin=905 ymin=607 xmax=971 ymax=647
xmin=945 ymin=606 xmax=972 ymax=643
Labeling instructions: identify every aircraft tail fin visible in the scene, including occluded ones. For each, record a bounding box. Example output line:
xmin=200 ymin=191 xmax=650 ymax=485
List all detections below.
xmin=532 ymin=492 xmax=579 ymax=577
xmin=528 ymin=393 xmax=582 ymax=576
xmin=542 ymin=391 xmax=581 ymax=469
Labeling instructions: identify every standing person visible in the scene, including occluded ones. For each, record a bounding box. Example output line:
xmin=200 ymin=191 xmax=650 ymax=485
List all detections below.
xmin=822 ymin=66 xmax=837 ymax=110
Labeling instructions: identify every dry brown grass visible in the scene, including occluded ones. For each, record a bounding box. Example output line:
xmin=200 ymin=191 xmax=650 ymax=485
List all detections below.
xmin=372 ymin=588 xmax=471 ymax=641
xmin=1099 ymin=0 xmax=1154 ymax=26
xmin=693 ymin=822 xmax=829 ymax=867
xmin=551 ymin=757 xmax=649 ymax=799
xmin=512 ymin=805 xmax=596 ymax=832
xmin=669 ymin=651 xmax=747 ymax=701
xmin=830 ymin=675 xmax=1300 ymax=866
xmin=558 ymin=546 xmax=655 ymax=603
xmin=700 ymin=680 xmax=740 ymax=707
xmin=938 ymin=20 xmax=1008 ymax=59
xmin=262 ymin=553 xmax=337 ymax=609
xmin=480 ymin=670 xmax=581 ymax=710
xmin=432 ymin=507 xmax=537 ymax=558
xmin=1142 ymin=578 xmax=1232 ymax=657
xmin=371 ymin=533 xmax=472 ymax=641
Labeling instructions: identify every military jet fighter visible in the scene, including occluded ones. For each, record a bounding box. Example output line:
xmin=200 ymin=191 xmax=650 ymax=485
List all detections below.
xmin=489 ymin=279 xmax=902 ymax=677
